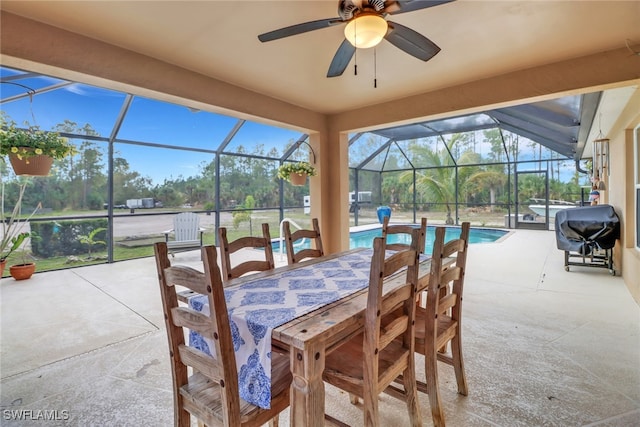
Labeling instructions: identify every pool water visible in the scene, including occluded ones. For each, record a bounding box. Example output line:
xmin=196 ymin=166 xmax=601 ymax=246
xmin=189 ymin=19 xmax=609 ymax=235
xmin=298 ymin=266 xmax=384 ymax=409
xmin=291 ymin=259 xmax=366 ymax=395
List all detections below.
xmin=272 ymin=225 xmax=507 ymax=255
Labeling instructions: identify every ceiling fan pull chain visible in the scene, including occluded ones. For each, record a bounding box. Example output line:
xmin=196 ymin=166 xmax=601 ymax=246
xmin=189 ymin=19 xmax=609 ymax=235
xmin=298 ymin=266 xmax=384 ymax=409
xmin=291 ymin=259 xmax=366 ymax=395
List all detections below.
xmin=354 ymin=18 xmax=358 ymax=76
xmin=354 ymin=47 xmax=358 ymax=75
xmin=374 ymin=47 xmax=377 ymax=88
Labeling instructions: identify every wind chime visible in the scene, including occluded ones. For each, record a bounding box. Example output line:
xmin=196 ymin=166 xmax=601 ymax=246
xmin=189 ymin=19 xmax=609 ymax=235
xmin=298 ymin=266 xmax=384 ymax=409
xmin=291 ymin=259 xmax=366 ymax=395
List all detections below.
xmin=592 ymin=114 xmax=609 ymax=192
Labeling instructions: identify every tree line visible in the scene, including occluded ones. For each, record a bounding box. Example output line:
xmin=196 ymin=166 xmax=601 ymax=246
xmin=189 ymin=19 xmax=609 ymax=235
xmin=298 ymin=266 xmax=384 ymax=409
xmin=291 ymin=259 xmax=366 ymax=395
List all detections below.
xmin=2 ymin=123 xmax=588 ymax=215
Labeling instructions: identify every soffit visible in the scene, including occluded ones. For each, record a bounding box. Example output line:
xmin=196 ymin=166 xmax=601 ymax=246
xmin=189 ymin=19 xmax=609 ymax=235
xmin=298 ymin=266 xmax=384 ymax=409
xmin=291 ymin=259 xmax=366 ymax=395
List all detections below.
xmin=1 ymin=0 xmax=638 ymax=115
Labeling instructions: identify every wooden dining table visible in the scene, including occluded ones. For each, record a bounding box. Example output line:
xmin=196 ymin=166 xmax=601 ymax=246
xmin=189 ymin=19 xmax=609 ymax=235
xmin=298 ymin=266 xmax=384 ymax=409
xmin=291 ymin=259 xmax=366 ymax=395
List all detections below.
xmin=186 ymin=247 xmax=442 ymax=426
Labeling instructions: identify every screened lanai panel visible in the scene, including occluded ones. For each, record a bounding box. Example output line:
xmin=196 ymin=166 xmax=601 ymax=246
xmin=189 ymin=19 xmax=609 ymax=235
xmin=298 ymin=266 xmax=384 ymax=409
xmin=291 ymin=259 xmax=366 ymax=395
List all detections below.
xmin=113 ymin=142 xmax=215 ymax=208
xmin=449 ymin=129 xmax=508 ymax=165
xmin=360 ymin=152 xmax=386 ymax=171
xmin=349 ymin=133 xmax=389 ymax=168
xmin=223 ymin=121 xmax=302 ymax=157
xmin=368 ymin=124 xmax=431 ymax=141
xmin=1 ymin=69 xmax=66 ymax=100
xmin=507 ymin=134 xmax=561 ymax=163
xmin=405 ymin=137 xmax=452 ymax=168
xmin=382 ymin=142 xmax=413 ymax=171
xmin=394 ymin=139 xmax=436 ymax=169
xmin=218 ymin=154 xmax=281 ymax=209
xmin=428 ymin=114 xmax=497 ymax=135
xmin=1 ymin=82 xmax=126 ymax=138
xmin=373 ymin=114 xmax=497 ymax=141
xmin=1 ymin=66 xmax=68 ymax=98
xmin=117 ymin=97 xmax=238 ymax=150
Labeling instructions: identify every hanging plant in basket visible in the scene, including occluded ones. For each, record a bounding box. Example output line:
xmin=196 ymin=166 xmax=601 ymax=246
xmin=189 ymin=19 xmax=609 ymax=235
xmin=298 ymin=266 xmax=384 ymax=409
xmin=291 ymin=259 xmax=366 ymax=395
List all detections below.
xmin=0 ymin=116 xmax=76 ymax=176
xmin=277 ymin=161 xmax=317 ymax=186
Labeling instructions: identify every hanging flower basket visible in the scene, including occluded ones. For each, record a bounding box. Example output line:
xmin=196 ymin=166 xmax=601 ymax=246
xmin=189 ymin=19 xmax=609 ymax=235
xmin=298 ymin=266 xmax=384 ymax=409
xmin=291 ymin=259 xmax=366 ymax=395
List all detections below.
xmin=1 ymin=116 xmax=76 ymax=176
xmin=289 ymin=172 xmax=308 ymax=186
xmin=277 ymin=161 xmax=316 ymax=186
xmin=8 ymin=151 xmax=54 ymax=176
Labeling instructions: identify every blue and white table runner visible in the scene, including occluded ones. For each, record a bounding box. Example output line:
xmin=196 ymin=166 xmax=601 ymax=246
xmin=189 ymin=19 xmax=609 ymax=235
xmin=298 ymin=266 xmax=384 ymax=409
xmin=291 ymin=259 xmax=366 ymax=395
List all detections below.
xmin=189 ymin=249 xmax=376 ymax=409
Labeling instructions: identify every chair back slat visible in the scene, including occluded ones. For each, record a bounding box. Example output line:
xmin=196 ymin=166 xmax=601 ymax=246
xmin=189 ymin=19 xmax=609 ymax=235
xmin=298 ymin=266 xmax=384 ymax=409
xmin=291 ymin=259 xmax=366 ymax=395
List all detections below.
xmin=437 ymin=292 xmax=457 ymax=315
xmin=171 ymin=307 xmax=215 ymax=339
xmin=219 ymin=223 xmax=275 ymax=281
xmin=164 ymin=266 xmax=209 ymax=295
xmin=380 ymin=285 xmax=413 ymax=315
xmin=177 ymin=344 xmax=223 ymax=382
xmin=440 ymin=265 xmax=461 ymax=285
xmin=283 ymin=218 xmax=324 ymax=264
xmin=441 ymin=238 xmax=465 ymax=259
xmin=379 ymin=314 xmax=409 ymax=350
xmin=383 ymin=250 xmax=417 ymax=277
xmin=382 ymin=216 xmax=427 ymax=254
xmin=228 ymin=236 xmax=271 ymax=252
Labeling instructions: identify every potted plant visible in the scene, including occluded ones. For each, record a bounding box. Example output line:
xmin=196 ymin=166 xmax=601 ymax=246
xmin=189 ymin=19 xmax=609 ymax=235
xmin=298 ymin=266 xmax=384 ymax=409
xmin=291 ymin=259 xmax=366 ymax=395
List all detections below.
xmin=8 ymin=232 xmax=36 ymax=280
xmin=1 ymin=181 xmax=39 ymax=278
xmin=277 ymin=161 xmax=317 ymax=186
xmin=0 ymin=115 xmax=76 ymax=176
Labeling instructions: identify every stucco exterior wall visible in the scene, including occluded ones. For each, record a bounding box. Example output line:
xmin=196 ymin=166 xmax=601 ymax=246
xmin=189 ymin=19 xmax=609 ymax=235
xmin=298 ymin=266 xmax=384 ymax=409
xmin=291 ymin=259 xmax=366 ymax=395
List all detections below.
xmin=607 ymin=88 xmax=640 ymax=304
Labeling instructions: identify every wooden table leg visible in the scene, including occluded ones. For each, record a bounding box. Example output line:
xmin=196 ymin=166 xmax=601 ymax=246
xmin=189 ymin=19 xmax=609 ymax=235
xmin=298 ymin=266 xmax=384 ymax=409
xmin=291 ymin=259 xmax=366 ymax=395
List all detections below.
xmin=289 ymin=341 xmax=325 ymax=426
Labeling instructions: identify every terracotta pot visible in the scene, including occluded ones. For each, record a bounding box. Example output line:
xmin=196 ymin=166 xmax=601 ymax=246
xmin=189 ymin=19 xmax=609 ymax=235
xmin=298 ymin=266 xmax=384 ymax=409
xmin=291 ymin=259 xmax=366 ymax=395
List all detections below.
xmin=0 ymin=259 xmax=6 ymax=278
xmin=9 ymin=263 xmax=36 ymax=280
xmin=289 ymin=172 xmax=307 ymax=186
xmin=8 ymin=152 xmax=54 ymax=176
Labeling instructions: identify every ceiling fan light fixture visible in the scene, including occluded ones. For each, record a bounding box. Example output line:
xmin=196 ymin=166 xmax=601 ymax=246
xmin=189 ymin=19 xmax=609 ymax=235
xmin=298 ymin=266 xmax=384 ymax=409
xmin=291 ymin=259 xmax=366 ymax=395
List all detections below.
xmin=344 ymin=14 xmax=387 ymax=49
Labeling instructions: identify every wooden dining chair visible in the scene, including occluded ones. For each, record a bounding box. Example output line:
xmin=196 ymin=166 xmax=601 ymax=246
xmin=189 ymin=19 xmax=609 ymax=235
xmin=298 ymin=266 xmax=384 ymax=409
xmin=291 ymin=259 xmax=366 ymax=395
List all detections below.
xmin=413 ymin=222 xmax=470 ymax=427
xmin=282 ymin=218 xmax=324 ymax=265
xmin=322 ymin=231 xmax=422 ymax=427
xmin=154 ymin=242 xmax=291 ymax=427
xmin=382 ymin=216 xmax=427 ymax=254
xmin=218 ymin=223 xmax=275 ymax=281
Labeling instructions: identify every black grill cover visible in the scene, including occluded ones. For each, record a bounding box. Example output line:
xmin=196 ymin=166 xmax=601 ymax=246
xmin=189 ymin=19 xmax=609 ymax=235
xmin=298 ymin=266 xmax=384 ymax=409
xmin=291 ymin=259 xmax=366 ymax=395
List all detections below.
xmin=555 ymin=204 xmax=620 ymax=254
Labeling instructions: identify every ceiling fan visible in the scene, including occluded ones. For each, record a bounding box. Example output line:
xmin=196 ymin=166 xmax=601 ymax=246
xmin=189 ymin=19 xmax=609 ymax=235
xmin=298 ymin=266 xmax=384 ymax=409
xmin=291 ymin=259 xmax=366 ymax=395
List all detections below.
xmin=258 ymin=0 xmax=453 ymax=78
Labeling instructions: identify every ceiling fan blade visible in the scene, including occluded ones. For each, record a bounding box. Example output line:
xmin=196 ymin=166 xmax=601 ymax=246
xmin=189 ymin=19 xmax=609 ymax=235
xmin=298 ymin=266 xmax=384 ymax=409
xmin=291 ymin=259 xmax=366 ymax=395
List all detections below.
xmin=385 ymin=21 xmax=441 ymax=61
xmin=327 ymin=39 xmax=356 ymax=77
xmin=258 ymin=18 xmax=344 ymax=42
xmin=385 ymin=0 xmax=454 ymax=15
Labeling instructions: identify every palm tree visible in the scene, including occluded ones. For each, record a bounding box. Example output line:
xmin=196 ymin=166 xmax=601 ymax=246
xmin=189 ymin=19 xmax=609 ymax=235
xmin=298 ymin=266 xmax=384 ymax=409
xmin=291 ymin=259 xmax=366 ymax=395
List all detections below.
xmin=465 ymin=169 xmax=507 ymax=211
xmin=401 ymin=136 xmax=459 ymax=224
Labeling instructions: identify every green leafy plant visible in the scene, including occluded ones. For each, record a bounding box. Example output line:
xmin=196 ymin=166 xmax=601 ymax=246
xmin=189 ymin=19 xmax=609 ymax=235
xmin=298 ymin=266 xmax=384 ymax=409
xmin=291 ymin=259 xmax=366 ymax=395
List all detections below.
xmin=1 ymin=182 xmax=40 ymax=263
xmin=277 ymin=161 xmax=317 ymax=182
xmin=78 ymin=227 xmax=107 ymax=258
xmin=0 ymin=115 xmax=76 ymax=161
xmin=2 ymin=232 xmax=30 ymax=264
xmin=232 ymin=195 xmax=255 ymax=231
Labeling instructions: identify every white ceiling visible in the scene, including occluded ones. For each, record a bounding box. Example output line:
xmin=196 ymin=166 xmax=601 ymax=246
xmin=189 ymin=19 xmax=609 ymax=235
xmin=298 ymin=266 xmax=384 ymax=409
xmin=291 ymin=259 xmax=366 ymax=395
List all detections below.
xmin=2 ymin=0 xmax=639 ymax=115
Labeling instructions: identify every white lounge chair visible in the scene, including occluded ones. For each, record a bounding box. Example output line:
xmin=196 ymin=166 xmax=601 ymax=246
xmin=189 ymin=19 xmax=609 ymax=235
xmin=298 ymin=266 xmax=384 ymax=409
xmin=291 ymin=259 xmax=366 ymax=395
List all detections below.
xmin=163 ymin=212 xmax=204 ymax=256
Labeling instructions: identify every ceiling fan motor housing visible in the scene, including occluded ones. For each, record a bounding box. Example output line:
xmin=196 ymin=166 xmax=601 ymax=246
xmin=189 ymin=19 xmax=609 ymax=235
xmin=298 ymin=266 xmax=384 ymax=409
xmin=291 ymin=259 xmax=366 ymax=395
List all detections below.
xmin=339 ymin=0 xmax=360 ymax=20
xmin=339 ymin=0 xmax=386 ymax=20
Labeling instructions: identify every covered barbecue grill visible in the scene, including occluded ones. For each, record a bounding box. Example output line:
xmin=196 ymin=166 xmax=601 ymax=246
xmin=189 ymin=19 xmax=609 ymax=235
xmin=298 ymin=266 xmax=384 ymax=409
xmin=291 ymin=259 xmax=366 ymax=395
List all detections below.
xmin=555 ymin=204 xmax=620 ymax=275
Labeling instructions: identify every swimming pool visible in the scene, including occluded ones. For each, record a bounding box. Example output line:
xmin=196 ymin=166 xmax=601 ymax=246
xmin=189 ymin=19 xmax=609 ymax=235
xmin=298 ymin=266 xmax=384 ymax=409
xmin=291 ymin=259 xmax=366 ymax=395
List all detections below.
xmin=273 ymin=225 xmax=507 ymax=255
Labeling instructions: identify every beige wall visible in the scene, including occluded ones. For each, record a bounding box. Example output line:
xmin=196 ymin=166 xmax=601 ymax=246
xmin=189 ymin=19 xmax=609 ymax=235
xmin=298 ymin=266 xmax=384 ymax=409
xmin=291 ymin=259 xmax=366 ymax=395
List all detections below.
xmin=606 ymin=88 xmax=640 ymax=303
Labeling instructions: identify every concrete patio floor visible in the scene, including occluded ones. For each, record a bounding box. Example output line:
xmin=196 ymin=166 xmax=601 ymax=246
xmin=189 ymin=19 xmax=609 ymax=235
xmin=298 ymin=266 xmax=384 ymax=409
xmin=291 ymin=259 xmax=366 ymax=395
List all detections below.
xmin=1 ymin=229 xmax=639 ymax=426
